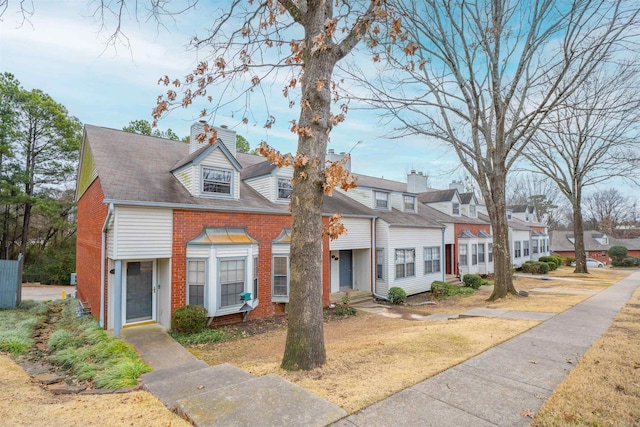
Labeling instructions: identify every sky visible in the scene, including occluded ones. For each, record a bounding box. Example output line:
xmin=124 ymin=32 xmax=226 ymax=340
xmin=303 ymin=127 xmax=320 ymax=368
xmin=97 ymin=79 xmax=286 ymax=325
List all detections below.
xmin=1 ymin=1 xmax=636 ymax=202
xmin=0 ymin=1 xmax=461 ymax=188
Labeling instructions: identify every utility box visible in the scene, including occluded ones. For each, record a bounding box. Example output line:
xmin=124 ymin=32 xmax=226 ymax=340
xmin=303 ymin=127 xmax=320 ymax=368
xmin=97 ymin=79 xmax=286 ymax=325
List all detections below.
xmin=70 ymin=273 xmax=77 ymax=285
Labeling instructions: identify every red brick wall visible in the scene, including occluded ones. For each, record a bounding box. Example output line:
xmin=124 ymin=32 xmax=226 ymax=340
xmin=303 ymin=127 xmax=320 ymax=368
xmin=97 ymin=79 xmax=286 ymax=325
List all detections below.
xmin=453 ymin=223 xmax=492 ymax=274
xmin=172 ymin=210 xmax=330 ymax=323
xmin=76 ymin=178 xmax=107 ymax=324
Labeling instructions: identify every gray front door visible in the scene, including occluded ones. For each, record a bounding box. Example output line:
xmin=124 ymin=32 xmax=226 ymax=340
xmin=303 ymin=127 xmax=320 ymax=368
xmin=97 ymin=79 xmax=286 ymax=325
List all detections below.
xmin=339 ymin=250 xmax=353 ymax=289
xmin=126 ymin=261 xmax=153 ymax=323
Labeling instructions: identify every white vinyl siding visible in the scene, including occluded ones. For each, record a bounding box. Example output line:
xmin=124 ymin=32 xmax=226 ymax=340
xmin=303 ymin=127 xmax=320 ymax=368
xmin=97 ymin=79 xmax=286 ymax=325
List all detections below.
xmin=245 ymin=175 xmax=273 ymax=200
xmin=387 ymin=226 xmax=442 ymax=296
xmin=112 ymin=207 xmax=172 ymax=258
xmin=107 ymin=215 xmax=115 ymax=259
xmin=330 ymin=217 xmax=371 ymax=250
xmin=375 ymin=220 xmax=390 ymax=297
xmin=173 ymin=167 xmax=193 ymax=192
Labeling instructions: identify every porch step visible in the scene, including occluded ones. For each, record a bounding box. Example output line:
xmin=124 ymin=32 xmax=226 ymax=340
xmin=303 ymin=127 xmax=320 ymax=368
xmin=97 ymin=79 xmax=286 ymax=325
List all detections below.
xmin=330 ymin=290 xmax=372 ymax=305
xmin=446 ymin=276 xmax=463 ymax=285
xmin=175 ymin=373 xmax=347 ymax=427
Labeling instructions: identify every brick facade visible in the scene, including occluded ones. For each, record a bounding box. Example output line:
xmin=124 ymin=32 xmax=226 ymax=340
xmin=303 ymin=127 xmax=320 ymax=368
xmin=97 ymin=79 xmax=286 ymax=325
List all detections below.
xmin=75 ymin=178 xmax=108 ymax=324
xmin=171 ymin=210 xmax=331 ymax=323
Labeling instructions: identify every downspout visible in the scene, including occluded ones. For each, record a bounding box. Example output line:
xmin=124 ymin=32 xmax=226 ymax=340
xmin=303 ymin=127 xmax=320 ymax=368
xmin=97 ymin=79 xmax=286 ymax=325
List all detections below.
xmin=100 ymin=203 xmax=114 ymax=328
xmin=370 ymin=217 xmax=387 ymax=301
xmin=441 ymin=227 xmax=446 ymax=282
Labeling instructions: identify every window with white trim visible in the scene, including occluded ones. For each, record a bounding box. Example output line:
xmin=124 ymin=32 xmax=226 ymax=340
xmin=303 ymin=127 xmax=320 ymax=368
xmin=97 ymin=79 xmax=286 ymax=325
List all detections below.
xmin=523 ymin=241 xmax=530 ymax=256
xmin=478 ymin=244 xmax=485 ymax=263
xmin=202 ymin=167 xmax=232 ymax=195
xmin=452 ymin=202 xmax=460 ymax=215
xmin=273 ymin=256 xmax=289 ymax=298
xmin=472 ymin=244 xmax=478 ymax=265
xmin=488 ymin=243 xmax=493 ymax=262
xmin=395 ymin=248 xmax=415 ymax=278
xmin=277 ymin=177 xmax=293 ymax=200
xmin=533 ymin=239 xmax=539 ymax=254
xmin=376 ymin=248 xmax=385 ymax=280
xmin=404 ymin=195 xmax=416 ymax=212
xmin=459 ymin=245 xmax=468 ymax=265
xmin=470 ymin=204 xmax=476 ymax=217
xmin=187 ymin=260 xmax=206 ymax=307
xmin=423 ymin=246 xmax=441 ymax=274
xmin=375 ymin=191 xmax=389 ymax=209
xmin=514 ymin=241 xmax=522 ymax=258
xmin=253 ymin=256 xmax=258 ymax=300
xmin=219 ymin=259 xmax=245 ymax=308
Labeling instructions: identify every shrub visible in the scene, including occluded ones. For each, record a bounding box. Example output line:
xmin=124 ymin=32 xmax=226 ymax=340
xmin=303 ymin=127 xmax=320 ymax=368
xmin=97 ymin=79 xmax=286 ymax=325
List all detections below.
xmin=521 ymin=261 xmax=537 ymax=274
xmin=430 ymin=281 xmax=448 ymax=299
xmin=609 ymin=246 xmax=628 ymax=264
xmin=463 ymin=274 xmax=483 ymax=289
xmin=564 ymin=256 xmax=576 ymax=266
xmin=169 ymin=328 xmax=236 ymax=346
xmin=171 ymin=305 xmax=208 ymax=334
xmin=540 ymin=262 xmax=552 ymax=273
xmin=388 ymin=287 xmax=407 ymax=304
xmin=621 ymin=256 xmax=639 ymax=267
xmin=334 ymin=305 xmax=357 ymax=316
xmin=539 ymin=256 xmax=559 ymax=269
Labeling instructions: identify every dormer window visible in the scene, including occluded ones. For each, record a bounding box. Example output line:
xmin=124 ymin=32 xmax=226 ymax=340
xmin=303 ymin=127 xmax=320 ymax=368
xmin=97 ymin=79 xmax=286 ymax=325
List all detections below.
xmin=603 ymin=236 xmax=609 ymax=245
xmin=507 ymin=209 xmax=512 ymax=220
xmin=277 ymin=177 xmax=293 ymax=200
xmin=470 ymin=204 xmax=476 ymax=217
xmin=404 ymin=195 xmax=416 ymax=212
xmin=202 ymin=166 xmax=232 ymax=195
xmin=452 ymin=202 xmax=460 ymax=215
xmin=375 ymin=191 xmax=389 ymax=209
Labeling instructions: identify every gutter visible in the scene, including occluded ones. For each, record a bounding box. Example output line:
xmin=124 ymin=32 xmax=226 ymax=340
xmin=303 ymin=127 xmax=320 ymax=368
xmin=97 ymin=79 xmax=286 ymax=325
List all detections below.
xmin=442 ymin=227 xmax=446 ymax=282
xmin=100 ymin=203 xmax=114 ymax=328
xmin=370 ymin=217 xmax=387 ymax=301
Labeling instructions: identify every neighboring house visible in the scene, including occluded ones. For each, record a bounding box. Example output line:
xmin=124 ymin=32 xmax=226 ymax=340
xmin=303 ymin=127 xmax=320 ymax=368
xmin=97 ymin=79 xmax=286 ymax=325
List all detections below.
xmin=550 ymin=231 xmax=640 ymax=262
xmin=550 ymin=230 xmax=610 ymax=263
xmin=341 ymin=171 xmax=446 ymax=298
xmin=419 ymin=186 xmax=493 ymax=276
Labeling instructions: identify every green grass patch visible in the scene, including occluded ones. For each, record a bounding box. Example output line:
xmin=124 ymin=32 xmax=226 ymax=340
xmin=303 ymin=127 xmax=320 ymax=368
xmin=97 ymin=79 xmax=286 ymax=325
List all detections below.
xmin=45 ymin=299 xmax=151 ymax=389
xmin=0 ymin=302 xmax=46 ymax=356
xmin=169 ymin=327 xmax=237 ymax=346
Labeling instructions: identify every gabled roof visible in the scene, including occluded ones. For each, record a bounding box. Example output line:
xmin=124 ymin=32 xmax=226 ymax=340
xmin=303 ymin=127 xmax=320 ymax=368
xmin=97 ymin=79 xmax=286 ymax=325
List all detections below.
xmin=352 ymin=173 xmax=407 ymax=193
xmin=550 ymin=230 xmax=610 ymax=252
xmin=241 ymin=160 xmax=278 ymax=180
xmin=478 ymin=230 xmax=492 ymax=238
xmin=459 ymin=192 xmax=476 ymax=205
xmin=507 ymin=204 xmax=533 ymax=213
xmin=610 ymin=237 xmax=640 ymax=250
xmin=272 ymin=227 xmax=292 ymax=244
xmin=172 ymin=139 xmax=242 ymax=172
xmin=81 ymin=125 xmax=285 ymax=211
xmin=418 ymin=189 xmax=457 ymax=204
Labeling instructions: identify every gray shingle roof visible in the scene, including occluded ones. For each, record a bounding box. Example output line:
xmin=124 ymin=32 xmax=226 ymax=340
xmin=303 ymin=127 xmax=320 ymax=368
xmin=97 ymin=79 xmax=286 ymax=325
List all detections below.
xmin=550 ymin=230 xmax=610 ymax=252
xmin=241 ymin=161 xmax=277 ymax=180
xmin=352 ymin=173 xmax=407 ymax=193
xmin=418 ymin=189 xmax=457 ymax=203
xmin=459 ymin=192 xmax=475 ymax=204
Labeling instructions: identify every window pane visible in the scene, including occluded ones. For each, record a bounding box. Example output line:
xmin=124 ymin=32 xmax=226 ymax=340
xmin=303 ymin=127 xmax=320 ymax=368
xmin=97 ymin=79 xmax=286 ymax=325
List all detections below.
xmin=274 ymin=257 xmax=287 ymax=275
xmin=278 ymin=178 xmax=293 ymax=199
xmin=220 ymin=259 xmax=245 ymax=307
xmin=203 ymin=167 xmax=232 ymax=195
xmin=273 ymin=256 xmax=289 ymax=297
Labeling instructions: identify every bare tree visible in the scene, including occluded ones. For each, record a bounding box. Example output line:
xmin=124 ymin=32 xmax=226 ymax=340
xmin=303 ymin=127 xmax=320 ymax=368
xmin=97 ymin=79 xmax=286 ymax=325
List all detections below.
xmin=524 ymin=64 xmax=640 ymax=273
xmin=506 ymin=174 xmax=567 ymax=230
xmin=74 ymin=0 xmax=389 ymax=371
xmin=346 ymin=0 xmax=639 ymax=300
xmin=584 ymin=188 xmax=632 ymax=237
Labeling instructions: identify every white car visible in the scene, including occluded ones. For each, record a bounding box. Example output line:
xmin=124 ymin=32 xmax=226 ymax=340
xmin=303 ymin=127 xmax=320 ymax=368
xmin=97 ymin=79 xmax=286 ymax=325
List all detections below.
xmin=586 ymin=258 xmax=604 ymax=268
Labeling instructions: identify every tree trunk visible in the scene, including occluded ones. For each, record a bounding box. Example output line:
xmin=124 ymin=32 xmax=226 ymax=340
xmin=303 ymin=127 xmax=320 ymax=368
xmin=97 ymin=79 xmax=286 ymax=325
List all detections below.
xmin=281 ymin=8 xmax=337 ymax=370
xmin=485 ymin=169 xmax=518 ymax=301
xmin=572 ymin=189 xmax=588 ymax=273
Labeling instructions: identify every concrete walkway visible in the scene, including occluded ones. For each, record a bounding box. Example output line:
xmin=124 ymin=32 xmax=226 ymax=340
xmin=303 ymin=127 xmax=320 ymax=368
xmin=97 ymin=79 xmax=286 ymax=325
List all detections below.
xmin=121 ymin=324 xmax=346 ymax=427
xmin=335 ymin=272 xmax=640 ymax=426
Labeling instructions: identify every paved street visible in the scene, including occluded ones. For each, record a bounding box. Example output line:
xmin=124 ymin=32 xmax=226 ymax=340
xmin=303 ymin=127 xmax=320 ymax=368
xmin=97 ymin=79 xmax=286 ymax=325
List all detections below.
xmin=21 ymin=285 xmax=75 ymax=302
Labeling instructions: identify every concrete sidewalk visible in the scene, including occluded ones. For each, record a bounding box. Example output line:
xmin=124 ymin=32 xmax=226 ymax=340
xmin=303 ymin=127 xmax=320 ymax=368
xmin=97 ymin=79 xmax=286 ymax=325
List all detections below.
xmin=122 ymin=324 xmax=346 ymax=427
xmin=336 ymin=272 xmax=640 ymax=426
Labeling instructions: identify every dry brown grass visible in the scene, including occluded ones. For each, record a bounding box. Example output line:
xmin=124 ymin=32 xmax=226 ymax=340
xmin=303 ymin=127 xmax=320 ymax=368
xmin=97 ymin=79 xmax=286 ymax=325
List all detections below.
xmin=532 ymin=286 xmax=640 ymax=427
xmin=189 ymin=267 xmax=633 ymax=414
xmin=190 ymin=314 xmax=538 ymax=413
xmin=0 ymin=355 xmax=190 ymax=427
xmin=407 ymin=267 xmax=631 ymax=316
